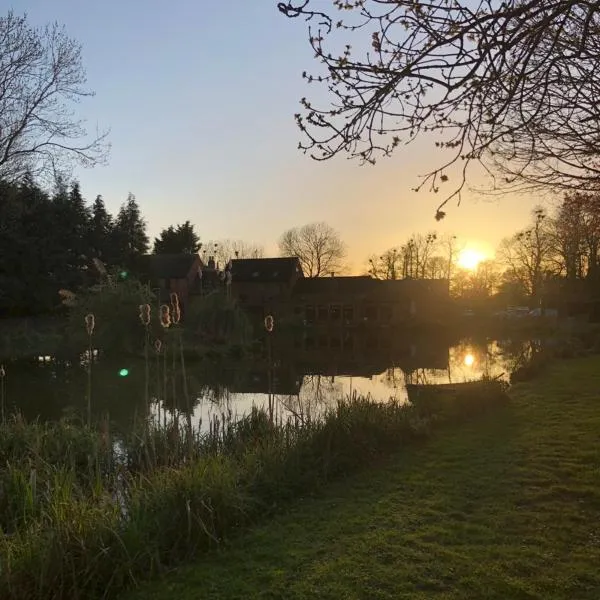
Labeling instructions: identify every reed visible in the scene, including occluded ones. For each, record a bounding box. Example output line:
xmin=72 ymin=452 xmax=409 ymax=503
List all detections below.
xmin=0 ymin=384 xmax=510 ymax=600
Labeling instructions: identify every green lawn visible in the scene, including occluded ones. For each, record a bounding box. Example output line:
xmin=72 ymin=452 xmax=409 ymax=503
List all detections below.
xmin=124 ymin=356 xmax=600 ymax=600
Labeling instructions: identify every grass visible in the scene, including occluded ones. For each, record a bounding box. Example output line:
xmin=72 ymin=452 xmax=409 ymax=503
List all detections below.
xmin=123 ymin=355 xmax=600 ymax=600
xmin=0 ymin=381 xmax=509 ymax=599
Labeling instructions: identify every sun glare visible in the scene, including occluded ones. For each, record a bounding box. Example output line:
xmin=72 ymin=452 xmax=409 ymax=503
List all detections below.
xmin=458 ymin=248 xmax=484 ymax=271
xmin=463 ymin=353 xmax=475 ymax=367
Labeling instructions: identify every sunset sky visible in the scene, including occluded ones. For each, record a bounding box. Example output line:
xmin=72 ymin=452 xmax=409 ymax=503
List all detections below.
xmin=19 ymin=0 xmax=545 ymax=272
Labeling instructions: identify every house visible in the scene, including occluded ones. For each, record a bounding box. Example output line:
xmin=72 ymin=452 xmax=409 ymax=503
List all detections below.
xmin=134 ymin=253 xmax=203 ymax=313
xmin=230 ymin=257 xmax=304 ymax=315
xmin=290 ymin=276 xmax=450 ymax=327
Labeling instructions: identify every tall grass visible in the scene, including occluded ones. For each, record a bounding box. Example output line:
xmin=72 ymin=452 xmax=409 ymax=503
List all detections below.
xmin=0 ymin=380 xmax=509 ymax=600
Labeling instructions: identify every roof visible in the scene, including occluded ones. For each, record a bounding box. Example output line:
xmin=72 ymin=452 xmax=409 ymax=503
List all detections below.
xmin=293 ymin=276 xmax=450 ymax=299
xmin=293 ymin=276 xmax=375 ymax=296
xmin=136 ymin=254 xmax=200 ymax=280
xmin=231 ymin=257 xmax=303 ymax=283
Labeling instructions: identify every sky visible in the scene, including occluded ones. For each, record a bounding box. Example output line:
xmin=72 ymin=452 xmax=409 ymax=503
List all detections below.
xmin=14 ymin=0 xmax=544 ymax=272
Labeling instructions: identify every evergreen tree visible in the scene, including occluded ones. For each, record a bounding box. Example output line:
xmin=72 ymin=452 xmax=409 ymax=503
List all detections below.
xmin=153 ymin=220 xmax=200 ymax=254
xmin=112 ymin=193 xmax=149 ymax=270
xmin=50 ymin=180 xmax=91 ymax=290
xmin=89 ymin=195 xmax=114 ymax=263
xmin=0 ymin=177 xmax=57 ymax=315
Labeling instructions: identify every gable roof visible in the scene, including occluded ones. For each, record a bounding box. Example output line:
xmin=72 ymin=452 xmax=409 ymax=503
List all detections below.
xmin=136 ymin=254 xmax=200 ymax=280
xmin=231 ymin=257 xmax=303 ymax=283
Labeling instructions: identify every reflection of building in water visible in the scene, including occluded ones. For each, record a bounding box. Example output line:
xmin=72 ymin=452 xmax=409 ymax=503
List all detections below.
xmin=226 ymin=333 xmax=450 ymax=395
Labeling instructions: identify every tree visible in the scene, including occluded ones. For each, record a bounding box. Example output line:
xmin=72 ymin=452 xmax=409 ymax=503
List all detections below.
xmin=0 ymin=11 xmax=108 ymax=182
xmin=278 ymin=222 xmax=346 ymax=277
xmin=153 ymin=220 xmax=200 ymax=254
xmin=279 ymin=2 xmax=600 ymax=216
xmin=88 ymin=195 xmax=114 ymax=262
xmin=49 ymin=180 xmax=91 ymax=289
xmin=204 ymin=239 xmax=265 ymax=268
xmin=497 ymin=208 xmax=556 ymax=303
xmin=112 ymin=193 xmax=149 ymax=269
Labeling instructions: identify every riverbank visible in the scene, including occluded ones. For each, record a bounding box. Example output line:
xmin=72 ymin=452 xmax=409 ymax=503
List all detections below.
xmin=124 ymin=355 xmax=600 ymax=600
xmin=0 ymin=380 xmax=508 ymax=600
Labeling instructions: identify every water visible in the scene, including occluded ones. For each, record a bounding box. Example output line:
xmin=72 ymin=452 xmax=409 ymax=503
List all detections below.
xmin=0 ymin=334 xmax=537 ymax=434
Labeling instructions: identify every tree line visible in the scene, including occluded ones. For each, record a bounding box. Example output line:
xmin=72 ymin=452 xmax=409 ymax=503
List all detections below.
xmin=366 ymin=194 xmax=600 ymax=309
xmin=0 ymin=177 xmax=269 ymax=317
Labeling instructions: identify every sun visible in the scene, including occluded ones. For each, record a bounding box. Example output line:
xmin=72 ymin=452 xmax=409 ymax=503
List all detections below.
xmin=458 ymin=248 xmax=484 ymax=271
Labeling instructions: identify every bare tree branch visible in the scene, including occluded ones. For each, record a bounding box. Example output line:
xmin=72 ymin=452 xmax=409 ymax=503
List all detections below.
xmin=280 ymin=1 xmax=600 ymax=217
xmin=0 ymin=11 xmax=109 ymax=183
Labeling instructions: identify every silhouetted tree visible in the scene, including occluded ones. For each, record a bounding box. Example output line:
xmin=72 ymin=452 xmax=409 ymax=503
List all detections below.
xmin=280 ymin=2 xmax=600 ymax=214
xmin=0 ymin=11 xmax=108 ymax=182
xmin=278 ymin=222 xmax=346 ymax=277
xmin=205 ymin=239 xmax=265 ymax=268
xmin=88 ymin=195 xmax=114 ymax=262
xmin=112 ymin=193 xmax=149 ymax=270
xmin=497 ymin=209 xmax=555 ymax=302
xmin=153 ymin=221 xmax=200 ymax=254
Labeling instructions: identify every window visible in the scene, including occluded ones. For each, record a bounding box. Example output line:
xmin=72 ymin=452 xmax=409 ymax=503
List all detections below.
xmin=294 ymin=306 xmax=303 ymax=316
xmin=317 ymin=305 xmax=328 ymax=321
xmin=318 ymin=334 xmax=329 ymax=348
xmin=330 ymin=336 xmax=341 ymax=349
xmin=330 ymin=304 xmax=341 ymax=320
xmin=305 ymin=305 xmax=315 ymax=324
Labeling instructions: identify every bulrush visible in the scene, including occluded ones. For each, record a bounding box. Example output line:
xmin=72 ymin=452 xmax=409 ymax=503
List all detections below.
xmin=85 ymin=313 xmax=95 ymax=336
xmin=170 ymin=293 xmax=181 ymax=325
xmin=139 ymin=304 xmax=151 ymax=326
xmin=264 ymin=315 xmax=274 ymax=333
xmin=160 ymin=305 xmax=171 ymax=328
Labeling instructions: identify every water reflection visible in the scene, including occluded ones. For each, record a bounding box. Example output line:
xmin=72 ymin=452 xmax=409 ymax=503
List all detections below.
xmin=2 ymin=334 xmax=539 ymax=434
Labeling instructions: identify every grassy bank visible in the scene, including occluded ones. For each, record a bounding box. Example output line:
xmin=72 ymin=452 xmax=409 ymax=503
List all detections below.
xmin=124 ymin=356 xmax=600 ymax=600
xmin=0 ymin=381 xmax=508 ymax=600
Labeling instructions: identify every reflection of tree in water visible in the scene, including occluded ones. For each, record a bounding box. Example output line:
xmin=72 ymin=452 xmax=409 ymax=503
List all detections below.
xmin=495 ymin=338 xmax=544 ymax=373
xmin=278 ymin=375 xmax=343 ymax=423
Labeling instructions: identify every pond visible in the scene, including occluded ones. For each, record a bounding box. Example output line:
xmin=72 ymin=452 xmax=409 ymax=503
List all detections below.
xmin=0 ymin=333 xmax=539 ymax=434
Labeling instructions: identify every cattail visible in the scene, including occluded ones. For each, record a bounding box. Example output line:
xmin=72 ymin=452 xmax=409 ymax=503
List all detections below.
xmin=170 ymin=292 xmax=181 ymax=324
xmin=154 ymin=339 xmax=162 ymax=354
xmin=85 ymin=313 xmax=95 ymax=336
xmin=264 ymin=315 xmax=274 ymax=333
xmin=139 ymin=303 xmax=151 ymax=326
xmin=172 ymin=303 xmax=181 ymax=325
xmin=160 ymin=304 xmax=171 ymax=328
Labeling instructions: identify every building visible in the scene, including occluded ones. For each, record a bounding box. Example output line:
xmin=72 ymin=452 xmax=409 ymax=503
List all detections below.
xmin=230 ymin=257 xmax=304 ymax=316
xmin=290 ymin=276 xmax=450 ymax=328
xmin=134 ymin=253 xmax=226 ymax=314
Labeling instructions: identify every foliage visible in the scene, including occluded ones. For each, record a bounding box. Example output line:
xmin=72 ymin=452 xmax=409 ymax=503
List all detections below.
xmin=0 ymin=11 xmax=108 ymax=182
xmin=153 ymin=221 xmax=201 ymax=254
xmin=65 ymin=273 xmax=155 ymax=353
xmin=280 ymin=1 xmax=600 ymax=215
xmin=279 ymin=222 xmax=346 ymax=277
xmin=185 ymin=292 xmax=252 ymax=348
xmin=0 ymin=386 xmax=510 ymax=600
xmin=111 ymin=193 xmax=150 ymax=270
